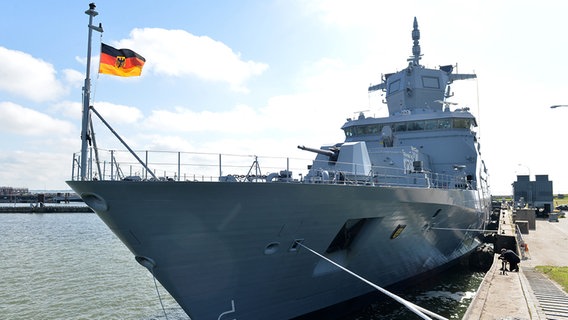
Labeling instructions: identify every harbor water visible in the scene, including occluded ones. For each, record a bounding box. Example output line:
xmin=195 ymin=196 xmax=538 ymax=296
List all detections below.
xmin=0 ymin=213 xmax=484 ymax=319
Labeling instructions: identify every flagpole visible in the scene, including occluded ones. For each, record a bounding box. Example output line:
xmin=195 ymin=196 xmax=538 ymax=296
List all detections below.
xmin=81 ymin=3 xmax=103 ymax=180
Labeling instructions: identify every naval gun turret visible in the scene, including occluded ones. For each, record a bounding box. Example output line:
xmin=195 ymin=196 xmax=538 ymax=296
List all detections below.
xmin=298 ymin=145 xmax=340 ymax=162
xmin=300 ymin=142 xmax=373 ymax=183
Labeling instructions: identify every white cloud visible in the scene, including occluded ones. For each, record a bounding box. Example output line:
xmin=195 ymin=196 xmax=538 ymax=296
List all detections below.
xmin=113 ymin=28 xmax=269 ymax=92
xmin=0 ymin=151 xmax=71 ymax=190
xmin=141 ymin=134 xmax=196 ymax=152
xmin=92 ymin=101 xmax=144 ymax=124
xmin=145 ymin=104 xmax=262 ymax=133
xmin=51 ymin=100 xmax=82 ymax=119
xmin=52 ymin=100 xmax=143 ymax=125
xmin=62 ymin=69 xmax=85 ymax=88
xmin=0 ymin=102 xmax=74 ymax=136
xmin=0 ymin=47 xmax=67 ymax=102
xmin=140 ymin=55 xmax=366 ymax=148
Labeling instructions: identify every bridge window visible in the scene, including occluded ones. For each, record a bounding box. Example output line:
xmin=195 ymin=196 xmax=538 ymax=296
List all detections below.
xmin=422 ymin=76 xmax=440 ymax=89
xmin=388 ymin=79 xmax=401 ymax=94
xmin=344 ymin=117 xmax=473 ymax=137
xmin=438 ymin=119 xmax=451 ymax=129
xmin=424 ymin=120 xmax=438 ymax=130
xmin=365 ymin=124 xmax=381 ymax=134
xmin=394 ymin=122 xmax=407 ymax=132
xmin=453 ymin=118 xmax=471 ymax=129
xmin=407 ymin=121 xmax=425 ymax=131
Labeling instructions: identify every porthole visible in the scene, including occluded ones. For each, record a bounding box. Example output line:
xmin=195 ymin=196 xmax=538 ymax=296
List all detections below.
xmin=264 ymin=242 xmax=280 ymax=255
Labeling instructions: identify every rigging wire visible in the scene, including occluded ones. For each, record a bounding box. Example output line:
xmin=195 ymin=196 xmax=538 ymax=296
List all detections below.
xmin=296 ymin=241 xmax=448 ymax=320
xmin=475 ymin=76 xmax=481 ymax=140
xmin=91 ymin=32 xmax=103 ymax=105
xmin=90 ymin=106 xmax=158 ymax=180
xmin=88 ymin=116 xmax=102 ymax=179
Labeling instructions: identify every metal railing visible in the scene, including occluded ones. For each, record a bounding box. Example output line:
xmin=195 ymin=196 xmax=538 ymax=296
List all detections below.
xmin=71 ymin=148 xmax=477 ymax=192
xmin=71 ymin=148 xmax=307 ymax=182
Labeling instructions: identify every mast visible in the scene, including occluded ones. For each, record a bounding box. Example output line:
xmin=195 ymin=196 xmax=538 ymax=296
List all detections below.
xmin=81 ymin=3 xmax=103 ymax=180
xmin=410 ymin=17 xmax=421 ymax=66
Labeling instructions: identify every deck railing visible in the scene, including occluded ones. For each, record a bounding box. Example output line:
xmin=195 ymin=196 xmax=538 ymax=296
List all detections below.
xmin=71 ymin=148 xmax=308 ymax=182
xmin=71 ymin=148 xmax=476 ymax=191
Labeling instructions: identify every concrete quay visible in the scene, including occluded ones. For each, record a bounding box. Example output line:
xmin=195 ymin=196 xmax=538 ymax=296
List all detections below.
xmin=463 ymin=210 xmax=568 ymax=320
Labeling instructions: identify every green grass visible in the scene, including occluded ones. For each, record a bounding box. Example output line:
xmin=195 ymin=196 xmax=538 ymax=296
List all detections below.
xmin=535 ymin=266 xmax=568 ymax=292
xmin=492 ymin=195 xmax=568 ymax=207
xmin=554 ymin=197 xmax=568 ymax=207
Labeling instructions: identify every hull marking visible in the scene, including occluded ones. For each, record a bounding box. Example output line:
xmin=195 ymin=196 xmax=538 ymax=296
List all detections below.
xmin=217 ymin=300 xmax=236 ymax=320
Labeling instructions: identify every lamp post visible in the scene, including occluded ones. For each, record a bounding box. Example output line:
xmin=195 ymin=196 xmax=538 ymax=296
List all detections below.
xmin=517 ymin=163 xmax=530 ymax=177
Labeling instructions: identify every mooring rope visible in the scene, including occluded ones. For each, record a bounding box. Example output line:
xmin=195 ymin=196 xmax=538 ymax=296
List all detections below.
xmin=430 ymin=227 xmax=488 ymax=232
xmin=296 ymin=241 xmax=448 ymax=320
xmin=149 ymin=268 xmax=169 ymax=320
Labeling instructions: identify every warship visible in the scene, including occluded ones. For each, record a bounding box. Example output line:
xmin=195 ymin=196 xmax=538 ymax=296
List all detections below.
xmin=68 ymin=5 xmax=491 ymax=319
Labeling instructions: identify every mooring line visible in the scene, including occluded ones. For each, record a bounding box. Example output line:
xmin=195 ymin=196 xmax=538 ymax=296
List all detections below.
xmin=430 ymin=227 xmax=487 ymax=232
xmin=296 ymin=241 xmax=448 ymax=320
xmin=150 ymin=269 xmax=170 ymax=320
xmin=135 ymin=256 xmax=170 ymax=319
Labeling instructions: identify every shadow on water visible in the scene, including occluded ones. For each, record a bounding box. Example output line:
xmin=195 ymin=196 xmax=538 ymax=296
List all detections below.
xmin=341 ymin=264 xmax=485 ymax=320
xmin=145 ymin=308 xmax=190 ymax=320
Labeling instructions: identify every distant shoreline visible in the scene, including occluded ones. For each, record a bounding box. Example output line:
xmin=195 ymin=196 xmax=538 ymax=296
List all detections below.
xmin=0 ymin=205 xmax=93 ymax=213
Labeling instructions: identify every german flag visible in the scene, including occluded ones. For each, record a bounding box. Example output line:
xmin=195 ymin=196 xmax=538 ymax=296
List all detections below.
xmin=99 ymin=43 xmax=146 ymax=77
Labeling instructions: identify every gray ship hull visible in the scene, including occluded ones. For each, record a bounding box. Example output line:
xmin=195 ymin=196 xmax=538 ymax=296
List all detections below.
xmin=67 ymin=180 xmax=487 ymax=319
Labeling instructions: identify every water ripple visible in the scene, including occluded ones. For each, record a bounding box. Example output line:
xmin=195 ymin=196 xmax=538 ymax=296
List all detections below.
xmin=0 ymin=213 xmax=189 ymax=320
xmin=1 ymin=213 xmax=483 ymax=320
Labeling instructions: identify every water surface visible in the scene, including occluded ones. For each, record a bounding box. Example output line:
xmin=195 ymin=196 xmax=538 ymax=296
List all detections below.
xmin=0 ymin=213 xmax=483 ymax=319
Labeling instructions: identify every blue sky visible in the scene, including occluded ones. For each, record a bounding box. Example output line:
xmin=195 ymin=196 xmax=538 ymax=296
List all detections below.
xmin=0 ymin=0 xmax=567 ymax=195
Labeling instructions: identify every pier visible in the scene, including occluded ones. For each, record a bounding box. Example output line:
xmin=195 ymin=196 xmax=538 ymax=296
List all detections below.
xmin=0 ymin=189 xmax=89 ymax=213
xmin=463 ymin=209 xmax=568 ymax=319
xmin=0 ymin=205 xmax=92 ymax=213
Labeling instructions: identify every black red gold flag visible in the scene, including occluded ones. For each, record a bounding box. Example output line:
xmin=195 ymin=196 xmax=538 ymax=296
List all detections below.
xmin=99 ymin=43 xmax=146 ymax=77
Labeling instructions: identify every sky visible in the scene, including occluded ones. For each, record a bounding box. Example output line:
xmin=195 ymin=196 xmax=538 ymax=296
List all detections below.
xmin=0 ymin=0 xmax=567 ymax=195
